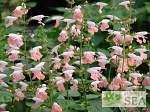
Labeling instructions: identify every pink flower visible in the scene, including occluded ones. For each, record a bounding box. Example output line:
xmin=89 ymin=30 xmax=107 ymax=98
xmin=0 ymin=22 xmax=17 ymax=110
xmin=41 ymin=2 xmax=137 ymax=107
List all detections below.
xmin=134 ymin=31 xmax=148 ymax=44
xmin=61 ymin=51 xmax=74 ymax=63
xmin=51 ymin=102 xmax=62 ymax=112
xmin=0 ymin=104 xmax=7 ymax=111
xmin=31 ymin=97 xmax=44 ymax=109
xmin=0 ymin=61 xmax=8 ymax=72
xmin=30 ymin=46 xmax=43 ymax=61
xmin=121 ymin=81 xmax=132 ymax=90
xmin=112 ymin=31 xmax=122 ymax=43
xmin=10 ymin=70 xmax=25 ymax=82
xmin=125 ymin=86 xmax=139 ymax=91
xmin=83 ymin=51 xmax=95 ymax=64
xmin=55 ymin=77 xmax=65 ymax=91
xmin=73 ymin=5 xmax=83 ymax=22
xmin=87 ymin=67 xmax=102 ymax=80
xmin=124 ymin=35 xmax=133 ymax=43
xmin=110 ymin=46 xmax=123 ymax=56
xmin=5 ymin=16 xmax=17 ymax=28
xmin=97 ymin=59 xmax=109 ymax=69
xmin=70 ymin=79 xmax=78 ymax=90
xmin=129 ymin=73 xmax=142 ymax=86
xmin=36 ymin=85 xmax=48 ymax=101
xmin=71 ymin=25 xmax=81 ymax=36
xmin=19 ymin=82 xmax=28 ymax=91
xmin=0 ymin=81 xmax=8 ymax=88
xmin=100 ymin=19 xmax=110 ymax=31
xmin=96 ymin=2 xmax=108 ymax=13
xmin=135 ymin=47 xmax=147 ymax=60
xmin=51 ymin=16 xmax=64 ymax=28
xmin=58 ymin=30 xmax=69 ymax=42
xmin=142 ymin=77 xmax=150 ymax=86
xmin=117 ymin=58 xmax=128 ymax=73
xmin=30 ymin=62 xmax=45 ymax=80
xmin=7 ymin=33 xmax=23 ymax=47
xmin=62 ymin=63 xmax=75 ymax=72
xmin=119 ymin=1 xmax=130 ymax=11
xmin=0 ymin=74 xmax=7 ymax=83
xmin=106 ymin=15 xmax=120 ymax=20
xmin=31 ymin=15 xmax=48 ymax=26
xmin=63 ymin=70 xmax=74 ymax=81
xmin=8 ymin=50 xmax=20 ymax=61
xmin=13 ymin=6 xmax=28 ymax=18
xmin=98 ymin=77 xmax=108 ymax=88
xmin=14 ymin=88 xmax=24 ymax=101
xmin=52 ymin=57 xmax=61 ymax=69
xmin=91 ymin=81 xmax=100 ymax=91
xmin=97 ymin=52 xmax=107 ymax=60
xmin=63 ymin=19 xmax=76 ymax=30
xmin=87 ymin=21 xmax=98 ymax=34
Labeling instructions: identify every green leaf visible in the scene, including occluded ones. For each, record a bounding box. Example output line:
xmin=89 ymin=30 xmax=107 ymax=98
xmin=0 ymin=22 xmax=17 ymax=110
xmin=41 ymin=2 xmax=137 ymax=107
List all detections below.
xmin=57 ymin=99 xmax=76 ymax=109
xmin=62 ymin=90 xmax=81 ymax=97
xmin=145 ymin=86 xmax=150 ymax=90
xmin=52 ymin=91 xmax=64 ymax=101
xmin=146 ymin=5 xmax=150 ymax=13
xmin=86 ymin=94 xmax=100 ymax=100
xmin=0 ymin=96 xmax=12 ymax=102
xmin=26 ymin=2 xmax=37 ymax=8
xmin=51 ymin=7 xmax=66 ymax=12
xmin=97 ymin=48 xmax=110 ymax=56
xmin=14 ymin=101 xmax=26 ymax=112
xmin=0 ymin=91 xmax=14 ymax=97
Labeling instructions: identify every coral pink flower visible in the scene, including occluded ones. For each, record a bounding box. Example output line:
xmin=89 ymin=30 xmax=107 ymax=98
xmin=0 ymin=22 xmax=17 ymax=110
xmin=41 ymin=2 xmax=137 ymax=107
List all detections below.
xmin=5 ymin=16 xmax=17 ymax=28
xmin=0 ymin=81 xmax=8 ymax=88
xmin=119 ymin=1 xmax=130 ymax=11
xmin=87 ymin=21 xmax=98 ymax=34
xmin=63 ymin=70 xmax=74 ymax=81
xmin=124 ymin=35 xmax=133 ymax=43
xmin=142 ymin=77 xmax=150 ymax=86
xmin=110 ymin=46 xmax=123 ymax=56
xmin=63 ymin=19 xmax=76 ymax=30
xmin=51 ymin=102 xmax=62 ymax=112
xmin=0 ymin=61 xmax=8 ymax=72
xmin=71 ymin=25 xmax=81 ymax=36
xmin=14 ymin=88 xmax=24 ymax=101
xmin=126 ymin=107 xmax=135 ymax=111
xmin=96 ymin=2 xmax=108 ymax=13
xmin=36 ymin=85 xmax=48 ymax=100
xmin=10 ymin=70 xmax=25 ymax=82
xmin=31 ymin=15 xmax=48 ymax=26
xmin=8 ymin=50 xmax=20 ymax=61
xmin=31 ymin=97 xmax=44 ymax=109
xmin=112 ymin=31 xmax=122 ymax=43
xmin=129 ymin=73 xmax=142 ymax=86
xmin=0 ymin=74 xmax=7 ymax=83
xmin=62 ymin=63 xmax=75 ymax=72
xmin=73 ymin=5 xmax=83 ymax=22
xmin=70 ymin=79 xmax=78 ymax=90
xmin=51 ymin=16 xmax=64 ymax=28
xmin=117 ymin=58 xmax=128 ymax=73
xmin=55 ymin=77 xmax=65 ymax=91
xmin=0 ymin=104 xmax=7 ymax=111
xmin=125 ymin=86 xmax=139 ymax=91
xmin=30 ymin=68 xmax=45 ymax=80
xmin=98 ymin=77 xmax=108 ymax=88
xmin=91 ymin=81 xmax=100 ymax=91
xmin=106 ymin=15 xmax=120 ymax=20
xmin=58 ymin=30 xmax=69 ymax=42
xmin=19 ymin=82 xmax=28 ymax=91
xmin=13 ymin=6 xmax=28 ymax=18
xmin=7 ymin=33 xmax=23 ymax=47
xmin=83 ymin=51 xmax=95 ymax=64
xmin=108 ymin=84 xmax=120 ymax=90
xmin=97 ymin=59 xmax=109 ymax=69
xmin=52 ymin=57 xmax=61 ymax=69
xmin=134 ymin=31 xmax=148 ymax=44
xmin=135 ymin=47 xmax=147 ymax=60
xmin=100 ymin=19 xmax=109 ymax=31
xmin=61 ymin=51 xmax=74 ymax=63
xmin=97 ymin=52 xmax=107 ymax=60
xmin=121 ymin=81 xmax=132 ymax=90
xmin=30 ymin=46 xmax=43 ymax=61
xmin=87 ymin=67 xmax=102 ymax=80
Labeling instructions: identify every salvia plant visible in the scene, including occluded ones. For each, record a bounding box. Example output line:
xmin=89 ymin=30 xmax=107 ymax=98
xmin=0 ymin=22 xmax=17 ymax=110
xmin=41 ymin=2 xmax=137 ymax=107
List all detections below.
xmin=0 ymin=0 xmax=150 ymax=112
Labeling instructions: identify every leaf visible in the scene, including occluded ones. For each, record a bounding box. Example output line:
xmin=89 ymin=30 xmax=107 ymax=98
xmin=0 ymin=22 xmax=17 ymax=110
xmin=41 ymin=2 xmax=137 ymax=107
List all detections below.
xmin=86 ymin=94 xmax=100 ymax=100
xmin=62 ymin=90 xmax=81 ymax=97
xmin=0 ymin=91 xmax=14 ymax=97
xmin=91 ymin=32 xmax=105 ymax=46
xmin=52 ymin=7 xmax=66 ymax=12
xmin=145 ymin=86 xmax=150 ymax=90
xmin=97 ymin=48 xmax=110 ymax=56
xmin=57 ymin=99 xmax=76 ymax=109
xmin=0 ymin=96 xmax=12 ymax=102
xmin=52 ymin=91 xmax=64 ymax=101
xmin=146 ymin=5 xmax=150 ymax=13
xmin=15 ymin=101 xmax=26 ymax=112
xmin=26 ymin=2 xmax=37 ymax=8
